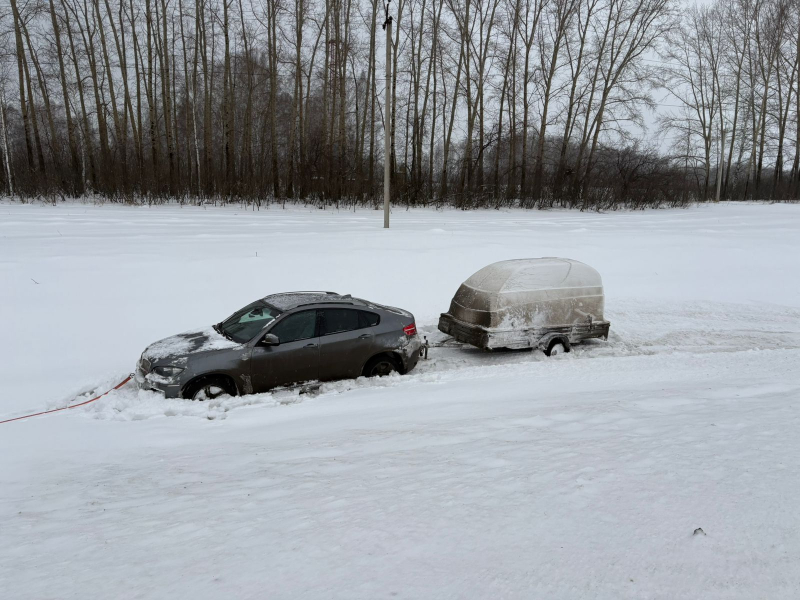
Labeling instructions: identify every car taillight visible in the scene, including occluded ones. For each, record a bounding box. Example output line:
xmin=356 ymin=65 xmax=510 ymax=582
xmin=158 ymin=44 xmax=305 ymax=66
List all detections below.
xmin=403 ymin=323 xmax=417 ymax=336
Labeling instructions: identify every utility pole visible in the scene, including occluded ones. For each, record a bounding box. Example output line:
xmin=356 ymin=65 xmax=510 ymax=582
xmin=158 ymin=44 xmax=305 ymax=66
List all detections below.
xmin=715 ymin=122 xmax=725 ymax=203
xmin=684 ymin=130 xmax=689 ymax=204
xmin=383 ymin=1 xmax=392 ymax=228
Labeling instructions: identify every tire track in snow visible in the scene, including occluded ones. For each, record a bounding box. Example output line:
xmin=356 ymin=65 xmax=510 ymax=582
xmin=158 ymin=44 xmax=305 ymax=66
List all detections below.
xmin=80 ymin=299 xmax=800 ymax=422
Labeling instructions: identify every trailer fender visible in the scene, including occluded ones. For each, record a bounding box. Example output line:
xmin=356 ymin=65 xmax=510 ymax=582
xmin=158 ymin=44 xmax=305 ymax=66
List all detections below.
xmin=537 ymin=333 xmax=571 ymax=353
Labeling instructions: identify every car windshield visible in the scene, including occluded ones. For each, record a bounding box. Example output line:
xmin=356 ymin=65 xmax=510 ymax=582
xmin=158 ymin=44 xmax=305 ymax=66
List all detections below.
xmin=218 ymin=301 xmax=281 ymax=343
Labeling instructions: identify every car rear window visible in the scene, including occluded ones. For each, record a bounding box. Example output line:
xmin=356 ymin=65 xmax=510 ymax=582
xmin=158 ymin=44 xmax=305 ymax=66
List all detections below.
xmin=359 ymin=311 xmax=380 ymax=327
xmin=320 ymin=308 xmax=360 ymax=335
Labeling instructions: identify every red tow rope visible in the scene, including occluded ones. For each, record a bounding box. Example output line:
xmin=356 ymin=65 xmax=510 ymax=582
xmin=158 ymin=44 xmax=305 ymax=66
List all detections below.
xmin=0 ymin=376 xmax=132 ymax=425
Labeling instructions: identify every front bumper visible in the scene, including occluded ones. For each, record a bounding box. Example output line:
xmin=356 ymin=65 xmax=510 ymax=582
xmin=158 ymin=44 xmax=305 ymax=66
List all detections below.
xmin=135 ymin=363 xmax=182 ymax=398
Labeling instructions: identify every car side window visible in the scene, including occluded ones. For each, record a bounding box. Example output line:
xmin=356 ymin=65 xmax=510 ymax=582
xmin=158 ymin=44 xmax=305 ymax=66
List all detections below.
xmin=269 ymin=310 xmax=317 ymax=343
xmin=320 ymin=308 xmax=360 ymax=336
xmin=359 ymin=311 xmax=380 ymax=327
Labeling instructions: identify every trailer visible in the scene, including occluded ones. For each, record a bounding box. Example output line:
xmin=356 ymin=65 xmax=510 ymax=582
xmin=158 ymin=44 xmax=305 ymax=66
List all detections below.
xmin=437 ymin=258 xmax=610 ymax=356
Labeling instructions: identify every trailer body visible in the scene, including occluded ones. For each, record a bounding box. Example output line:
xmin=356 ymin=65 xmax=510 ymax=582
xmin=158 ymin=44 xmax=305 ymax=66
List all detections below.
xmin=438 ymin=258 xmax=610 ymax=351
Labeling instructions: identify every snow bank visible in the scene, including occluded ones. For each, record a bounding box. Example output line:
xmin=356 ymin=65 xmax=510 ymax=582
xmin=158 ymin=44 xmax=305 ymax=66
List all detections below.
xmin=2 ymin=202 xmax=799 ymax=414
xmin=2 ymin=202 xmax=800 ymax=599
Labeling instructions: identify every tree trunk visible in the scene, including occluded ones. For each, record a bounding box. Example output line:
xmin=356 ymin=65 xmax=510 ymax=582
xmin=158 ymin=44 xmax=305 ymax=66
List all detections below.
xmin=9 ymin=0 xmax=35 ymax=172
xmin=50 ymin=0 xmax=83 ymax=194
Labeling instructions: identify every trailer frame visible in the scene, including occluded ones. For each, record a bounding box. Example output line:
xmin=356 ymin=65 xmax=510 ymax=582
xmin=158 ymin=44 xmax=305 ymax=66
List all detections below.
xmin=437 ymin=312 xmax=610 ymax=352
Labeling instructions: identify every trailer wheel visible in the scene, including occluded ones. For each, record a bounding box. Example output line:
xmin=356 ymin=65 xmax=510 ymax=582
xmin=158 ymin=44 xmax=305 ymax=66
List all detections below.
xmin=544 ymin=339 xmax=570 ymax=357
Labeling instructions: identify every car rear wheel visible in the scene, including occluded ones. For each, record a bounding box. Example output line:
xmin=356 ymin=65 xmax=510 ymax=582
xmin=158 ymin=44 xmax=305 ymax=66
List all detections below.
xmin=363 ymin=355 xmax=401 ymax=378
xmin=184 ymin=377 xmax=236 ymax=401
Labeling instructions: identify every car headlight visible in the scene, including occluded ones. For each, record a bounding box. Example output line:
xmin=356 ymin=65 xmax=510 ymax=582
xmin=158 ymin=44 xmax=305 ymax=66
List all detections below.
xmin=152 ymin=366 xmax=184 ymax=378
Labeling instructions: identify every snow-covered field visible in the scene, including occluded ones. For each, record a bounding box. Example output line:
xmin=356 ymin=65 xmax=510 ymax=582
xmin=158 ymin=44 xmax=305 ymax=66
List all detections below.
xmin=1 ymin=201 xmax=800 ymax=598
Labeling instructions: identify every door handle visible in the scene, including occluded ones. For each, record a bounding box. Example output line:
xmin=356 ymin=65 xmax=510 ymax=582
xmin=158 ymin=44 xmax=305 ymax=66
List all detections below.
xmin=304 ymin=343 xmax=318 ymax=348
xmin=358 ymin=334 xmax=372 ymax=339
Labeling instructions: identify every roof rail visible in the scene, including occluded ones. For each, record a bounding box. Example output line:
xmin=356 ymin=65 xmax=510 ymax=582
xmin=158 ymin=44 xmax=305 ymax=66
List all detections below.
xmin=294 ymin=300 xmax=356 ymax=307
xmin=264 ymin=290 xmax=339 ymax=297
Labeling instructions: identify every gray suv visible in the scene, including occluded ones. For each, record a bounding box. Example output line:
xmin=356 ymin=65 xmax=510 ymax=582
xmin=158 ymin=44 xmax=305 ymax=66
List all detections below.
xmin=135 ymin=292 xmax=422 ymax=400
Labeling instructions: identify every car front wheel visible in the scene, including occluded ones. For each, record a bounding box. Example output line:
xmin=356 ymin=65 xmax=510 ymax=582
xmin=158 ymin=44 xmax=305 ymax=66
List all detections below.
xmin=184 ymin=377 xmax=236 ymax=401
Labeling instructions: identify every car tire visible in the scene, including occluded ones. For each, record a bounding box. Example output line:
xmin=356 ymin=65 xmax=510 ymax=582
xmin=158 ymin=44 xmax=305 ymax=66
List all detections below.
xmin=544 ymin=339 xmax=570 ymax=357
xmin=183 ymin=377 xmax=236 ymax=401
xmin=363 ymin=355 xmax=401 ymax=378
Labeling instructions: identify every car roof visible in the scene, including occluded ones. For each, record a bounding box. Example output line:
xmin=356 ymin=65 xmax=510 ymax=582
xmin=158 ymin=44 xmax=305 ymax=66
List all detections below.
xmin=262 ymin=291 xmax=371 ymax=311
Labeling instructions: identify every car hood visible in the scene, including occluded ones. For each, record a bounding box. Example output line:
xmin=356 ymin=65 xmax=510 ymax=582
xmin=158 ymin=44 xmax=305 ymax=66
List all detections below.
xmin=142 ymin=327 xmax=242 ymax=364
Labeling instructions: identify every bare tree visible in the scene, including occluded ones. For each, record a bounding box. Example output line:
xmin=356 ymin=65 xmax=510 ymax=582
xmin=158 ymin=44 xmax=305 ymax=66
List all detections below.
xmin=2 ymin=0 xmax=795 ymax=207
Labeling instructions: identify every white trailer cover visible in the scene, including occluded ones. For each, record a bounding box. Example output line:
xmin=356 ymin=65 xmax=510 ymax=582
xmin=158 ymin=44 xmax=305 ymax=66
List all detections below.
xmin=448 ymin=258 xmax=605 ymax=330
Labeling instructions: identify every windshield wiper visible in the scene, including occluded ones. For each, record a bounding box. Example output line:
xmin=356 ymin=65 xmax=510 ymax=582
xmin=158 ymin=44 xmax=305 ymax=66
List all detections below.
xmin=213 ymin=322 xmax=234 ymax=341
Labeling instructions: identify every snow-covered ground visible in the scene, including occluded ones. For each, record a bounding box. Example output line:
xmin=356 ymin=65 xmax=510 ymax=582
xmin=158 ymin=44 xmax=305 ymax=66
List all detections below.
xmin=1 ymin=201 xmax=799 ymax=598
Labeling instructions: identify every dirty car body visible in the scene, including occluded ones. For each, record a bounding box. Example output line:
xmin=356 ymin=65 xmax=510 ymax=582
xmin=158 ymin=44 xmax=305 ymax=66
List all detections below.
xmin=136 ymin=292 xmax=421 ymax=399
xmin=438 ymin=258 xmax=610 ymax=352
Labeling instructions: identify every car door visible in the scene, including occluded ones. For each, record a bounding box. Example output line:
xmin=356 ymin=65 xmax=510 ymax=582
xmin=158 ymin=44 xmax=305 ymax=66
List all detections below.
xmin=318 ymin=308 xmax=377 ymax=381
xmin=249 ymin=309 xmax=320 ymax=392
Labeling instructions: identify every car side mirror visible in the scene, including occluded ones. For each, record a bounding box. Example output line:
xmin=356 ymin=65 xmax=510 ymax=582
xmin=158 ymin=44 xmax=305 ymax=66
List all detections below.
xmin=261 ymin=333 xmax=280 ymax=346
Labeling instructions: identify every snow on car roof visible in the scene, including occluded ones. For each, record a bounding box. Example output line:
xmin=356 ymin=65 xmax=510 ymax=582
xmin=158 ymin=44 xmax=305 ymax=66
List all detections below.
xmin=463 ymin=258 xmax=602 ymax=294
xmin=262 ymin=291 xmax=365 ymax=310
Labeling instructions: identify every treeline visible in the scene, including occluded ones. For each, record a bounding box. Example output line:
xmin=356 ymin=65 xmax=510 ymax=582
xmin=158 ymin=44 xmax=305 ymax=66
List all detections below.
xmin=660 ymin=0 xmax=800 ymax=202
xmin=0 ymin=0 xmax=798 ymax=208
